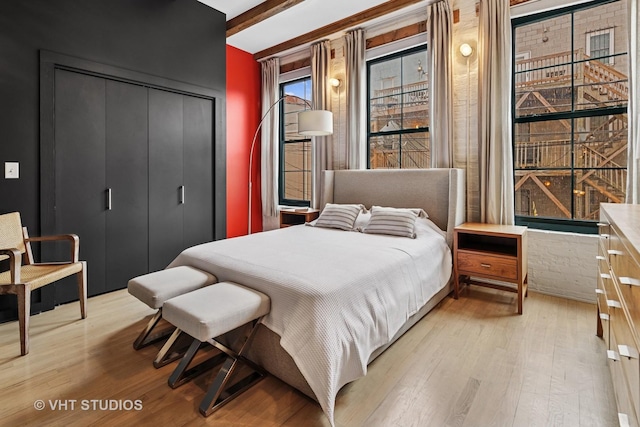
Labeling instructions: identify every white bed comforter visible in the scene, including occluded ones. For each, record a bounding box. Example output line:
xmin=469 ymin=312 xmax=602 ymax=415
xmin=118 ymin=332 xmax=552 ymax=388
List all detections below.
xmin=168 ymin=219 xmax=451 ymax=424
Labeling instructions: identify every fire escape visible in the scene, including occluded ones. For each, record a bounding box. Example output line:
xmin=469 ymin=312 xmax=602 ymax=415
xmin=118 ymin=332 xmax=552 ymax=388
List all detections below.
xmin=514 ymin=49 xmax=628 ymax=219
xmin=369 ymin=50 xmax=628 ymax=219
xmin=369 ymin=82 xmax=430 ymax=169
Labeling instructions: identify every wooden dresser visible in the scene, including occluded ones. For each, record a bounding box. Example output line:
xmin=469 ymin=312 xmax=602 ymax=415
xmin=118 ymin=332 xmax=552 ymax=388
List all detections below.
xmin=597 ymin=203 xmax=640 ymax=427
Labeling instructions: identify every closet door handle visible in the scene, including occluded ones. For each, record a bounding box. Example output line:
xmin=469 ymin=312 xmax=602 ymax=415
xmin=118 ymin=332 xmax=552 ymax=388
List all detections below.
xmin=179 ymin=186 xmax=185 ymax=204
xmin=106 ymin=188 xmax=112 ymax=211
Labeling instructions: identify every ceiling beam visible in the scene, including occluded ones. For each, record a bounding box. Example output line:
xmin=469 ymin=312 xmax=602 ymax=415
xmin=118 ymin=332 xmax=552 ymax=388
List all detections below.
xmin=226 ymin=0 xmax=306 ymax=38
xmin=254 ymin=0 xmax=425 ymax=60
xmin=281 ymin=20 xmax=425 ymax=73
xmin=366 ymin=20 xmax=426 ymax=50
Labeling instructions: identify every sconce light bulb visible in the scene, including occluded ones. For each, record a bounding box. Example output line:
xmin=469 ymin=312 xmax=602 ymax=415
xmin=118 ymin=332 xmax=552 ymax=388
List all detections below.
xmin=329 ymin=78 xmax=341 ymax=87
xmin=460 ymin=43 xmax=473 ymax=58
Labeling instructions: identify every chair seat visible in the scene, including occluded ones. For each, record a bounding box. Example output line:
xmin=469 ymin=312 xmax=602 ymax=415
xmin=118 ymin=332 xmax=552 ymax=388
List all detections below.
xmin=0 ymin=263 xmax=83 ymax=290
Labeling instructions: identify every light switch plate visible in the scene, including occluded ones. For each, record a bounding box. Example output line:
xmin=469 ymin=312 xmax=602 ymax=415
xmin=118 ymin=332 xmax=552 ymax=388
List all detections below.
xmin=5 ymin=162 xmax=19 ymax=179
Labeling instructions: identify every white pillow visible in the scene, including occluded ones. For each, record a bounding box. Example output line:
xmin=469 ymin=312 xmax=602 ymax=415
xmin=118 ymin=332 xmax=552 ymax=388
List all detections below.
xmin=408 ymin=208 xmax=429 ymax=218
xmin=313 ymin=203 xmax=365 ymax=230
xmin=354 ymin=211 xmax=371 ymax=230
xmin=363 ymin=206 xmax=419 ymax=238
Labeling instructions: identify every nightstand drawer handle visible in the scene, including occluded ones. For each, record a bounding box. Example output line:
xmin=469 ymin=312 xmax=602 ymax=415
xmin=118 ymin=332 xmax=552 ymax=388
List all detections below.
xmin=600 ymin=273 xmax=611 ymax=280
xmin=596 ymin=255 xmax=606 ymax=261
xmin=607 ymin=350 xmax=620 ymax=361
xmin=620 ymin=277 xmax=640 ymax=287
xmin=618 ymin=345 xmax=639 ymax=359
xmin=608 ymin=249 xmax=623 ymax=256
xmin=607 ymin=299 xmax=622 ymax=309
xmin=600 ymin=313 xmax=609 ymax=321
xmin=596 ymin=288 xmax=604 ymax=295
xmin=480 ymin=263 xmax=491 ymax=268
xmin=597 ymin=223 xmax=609 ymax=227
xmin=601 ymin=233 xmax=610 ymax=239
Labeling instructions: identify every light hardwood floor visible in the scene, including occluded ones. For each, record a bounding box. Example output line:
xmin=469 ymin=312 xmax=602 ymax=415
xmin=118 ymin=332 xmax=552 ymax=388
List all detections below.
xmin=0 ymin=286 xmax=617 ymax=427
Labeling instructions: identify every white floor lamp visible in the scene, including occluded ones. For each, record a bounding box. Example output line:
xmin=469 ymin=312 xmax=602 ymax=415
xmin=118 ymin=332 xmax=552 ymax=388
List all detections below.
xmin=248 ymin=96 xmax=333 ymax=234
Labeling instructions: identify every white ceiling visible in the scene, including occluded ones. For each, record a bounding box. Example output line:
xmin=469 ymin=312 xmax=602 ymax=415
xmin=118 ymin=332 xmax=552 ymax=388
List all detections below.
xmin=198 ymin=0 xmax=428 ymax=57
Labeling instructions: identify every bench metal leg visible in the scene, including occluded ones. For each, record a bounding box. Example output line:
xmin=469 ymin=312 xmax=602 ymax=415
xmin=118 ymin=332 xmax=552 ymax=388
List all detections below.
xmin=153 ymin=328 xmax=188 ymax=368
xmin=199 ymin=356 xmax=264 ymax=416
xmin=168 ymin=339 xmax=226 ymax=389
xmin=199 ymin=317 xmax=266 ymax=417
xmin=133 ymin=309 xmax=173 ymax=350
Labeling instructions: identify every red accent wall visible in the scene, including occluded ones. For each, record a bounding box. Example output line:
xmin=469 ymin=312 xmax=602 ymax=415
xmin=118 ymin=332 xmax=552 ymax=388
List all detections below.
xmin=226 ymin=45 xmax=261 ymax=237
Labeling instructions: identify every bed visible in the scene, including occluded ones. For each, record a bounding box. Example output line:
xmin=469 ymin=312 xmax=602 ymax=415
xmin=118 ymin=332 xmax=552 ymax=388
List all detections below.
xmin=167 ymin=168 xmax=465 ymax=424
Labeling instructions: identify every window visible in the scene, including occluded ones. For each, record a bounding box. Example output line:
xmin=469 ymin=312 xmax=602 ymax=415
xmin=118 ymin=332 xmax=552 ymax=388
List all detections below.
xmin=586 ymin=28 xmax=614 ymax=65
xmin=279 ymin=77 xmax=312 ymax=206
xmin=512 ymin=0 xmax=628 ymax=232
xmin=367 ymin=45 xmax=429 ymax=169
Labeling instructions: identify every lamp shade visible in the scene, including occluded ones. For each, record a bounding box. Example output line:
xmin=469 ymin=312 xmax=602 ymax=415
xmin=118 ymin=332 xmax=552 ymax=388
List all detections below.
xmin=298 ymin=110 xmax=333 ymax=136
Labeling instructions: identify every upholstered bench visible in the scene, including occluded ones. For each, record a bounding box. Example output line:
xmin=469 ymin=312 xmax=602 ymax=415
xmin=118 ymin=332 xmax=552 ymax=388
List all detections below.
xmin=128 ymin=266 xmax=217 ymax=367
xmin=162 ymin=281 xmax=271 ymax=416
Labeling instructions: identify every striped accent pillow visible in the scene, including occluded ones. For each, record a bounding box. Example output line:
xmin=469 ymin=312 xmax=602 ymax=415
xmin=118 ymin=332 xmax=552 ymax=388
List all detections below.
xmin=314 ymin=203 xmax=365 ymax=230
xmin=363 ymin=206 xmax=420 ymax=238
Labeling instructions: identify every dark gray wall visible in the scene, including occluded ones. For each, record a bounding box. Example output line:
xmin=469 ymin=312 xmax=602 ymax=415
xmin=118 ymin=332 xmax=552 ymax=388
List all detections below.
xmin=0 ymin=0 xmax=226 ymax=318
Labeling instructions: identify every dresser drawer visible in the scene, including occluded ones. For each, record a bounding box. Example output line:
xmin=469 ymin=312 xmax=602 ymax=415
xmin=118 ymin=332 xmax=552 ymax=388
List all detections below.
xmin=608 ymin=332 xmax=640 ymax=427
xmin=598 ymin=277 xmax=611 ymax=349
xmin=603 ymin=271 xmax=621 ymax=311
xmin=611 ymin=309 xmax=640 ymax=425
xmin=609 ymin=225 xmax=640 ymax=282
xmin=456 ymin=251 xmax=518 ymax=281
xmin=619 ymin=278 xmax=640 ymax=340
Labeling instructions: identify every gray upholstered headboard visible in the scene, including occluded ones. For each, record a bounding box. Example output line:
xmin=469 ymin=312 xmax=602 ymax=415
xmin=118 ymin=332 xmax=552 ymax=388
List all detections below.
xmin=321 ymin=168 xmax=465 ymax=247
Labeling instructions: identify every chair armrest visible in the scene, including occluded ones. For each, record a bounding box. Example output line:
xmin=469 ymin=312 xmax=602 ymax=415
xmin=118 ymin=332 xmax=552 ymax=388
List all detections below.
xmin=0 ymin=248 xmax=22 ymax=284
xmin=25 ymin=234 xmax=79 ymax=263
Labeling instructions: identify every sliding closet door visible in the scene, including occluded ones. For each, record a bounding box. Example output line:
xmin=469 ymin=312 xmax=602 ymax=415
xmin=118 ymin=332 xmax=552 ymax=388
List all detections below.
xmin=148 ymin=88 xmax=184 ymax=271
xmin=183 ymin=96 xmax=214 ymax=248
xmin=54 ymin=69 xmax=107 ymax=301
xmin=105 ymin=80 xmax=149 ymax=292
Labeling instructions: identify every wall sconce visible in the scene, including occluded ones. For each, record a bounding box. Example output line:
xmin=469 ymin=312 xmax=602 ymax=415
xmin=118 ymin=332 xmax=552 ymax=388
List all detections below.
xmin=460 ymin=43 xmax=473 ymax=58
xmin=329 ymin=77 xmax=343 ymax=169
xmin=544 ymin=180 xmax=551 ymax=187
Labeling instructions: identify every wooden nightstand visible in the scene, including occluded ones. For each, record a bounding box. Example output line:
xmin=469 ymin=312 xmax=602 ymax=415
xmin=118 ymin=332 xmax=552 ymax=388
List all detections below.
xmin=279 ymin=208 xmax=319 ymax=228
xmin=453 ymin=223 xmax=528 ymax=314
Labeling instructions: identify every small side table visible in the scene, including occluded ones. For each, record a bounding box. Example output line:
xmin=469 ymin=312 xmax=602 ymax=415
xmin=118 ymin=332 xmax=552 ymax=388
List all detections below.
xmin=453 ymin=223 xmax=528 ymax=314
xmin=279 ymin=208 xmax=319 ymax=228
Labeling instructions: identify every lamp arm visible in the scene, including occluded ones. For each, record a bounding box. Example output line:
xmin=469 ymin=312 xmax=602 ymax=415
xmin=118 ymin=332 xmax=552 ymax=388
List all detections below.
xmin=248 ymin=94 xmax=312 ymax=234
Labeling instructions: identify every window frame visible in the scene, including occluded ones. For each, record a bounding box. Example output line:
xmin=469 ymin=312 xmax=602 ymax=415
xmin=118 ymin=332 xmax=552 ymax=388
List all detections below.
xmin=511 ymin=0 xmax=627 ymax=234
xmin=278 ymin=77 xmax=312 ymax=207
xmin=586 ymin=28 xmax=615 ymax=65
xmin=366 ymin=44 xmax=429 ymax=169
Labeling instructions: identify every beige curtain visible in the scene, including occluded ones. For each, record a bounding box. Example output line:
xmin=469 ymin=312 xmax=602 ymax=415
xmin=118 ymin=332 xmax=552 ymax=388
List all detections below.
xmin=311 ymin=40 xmax=333 ymax=209
xmin=478 ymin=0 xmax=514 ymax=225
xmin=260 ymin=57 xmax=280 ymax=230
xmin=344 ymin=29 xmax=367 ymax=169
xmin=627 ymin=0 xmax=640 ymax=203
xmin=428 ymin=0 xmax=454 ymax=168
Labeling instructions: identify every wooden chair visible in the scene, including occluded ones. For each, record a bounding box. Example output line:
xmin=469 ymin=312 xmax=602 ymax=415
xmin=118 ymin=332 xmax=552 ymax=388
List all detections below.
xmin=0 ymin=212 xmax=87 ymax=355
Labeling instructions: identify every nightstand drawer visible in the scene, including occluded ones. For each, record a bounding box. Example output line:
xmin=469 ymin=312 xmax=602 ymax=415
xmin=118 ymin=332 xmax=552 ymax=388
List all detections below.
xmin=457 ymin=251 xmax=518 ymax=281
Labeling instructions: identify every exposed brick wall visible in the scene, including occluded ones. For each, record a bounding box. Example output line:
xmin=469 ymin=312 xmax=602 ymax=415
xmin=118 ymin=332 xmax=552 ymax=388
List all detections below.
xmin=527 ymin=229 xmax=598 ymax=302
